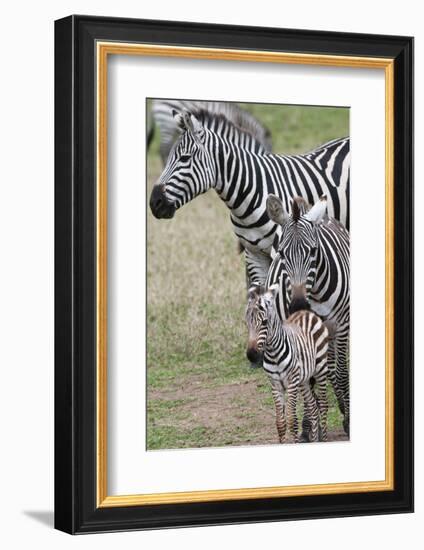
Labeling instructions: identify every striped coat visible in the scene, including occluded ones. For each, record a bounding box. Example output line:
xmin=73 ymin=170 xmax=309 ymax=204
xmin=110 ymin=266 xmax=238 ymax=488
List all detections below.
xmin=265 ymin=195 xmax=350 ymax=435
xmin=150 ymin=109 xmax=350 ymax=286
xmin=246 ymin=284 xmax=329 ymax=443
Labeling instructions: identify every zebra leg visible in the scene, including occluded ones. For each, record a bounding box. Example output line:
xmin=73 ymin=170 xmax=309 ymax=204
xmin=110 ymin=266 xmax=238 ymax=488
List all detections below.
xmin=314 ymin=375 xmax=328 ymax=442
xmin=327 ymin=340 xmax=345 ymax=418
xmin=336 ymin=337 xmax=350 ymax=436
xmin=269 ymin=378 xmax=286 ymax=443
xmin=244 ymin=248 xmax=271 ymax=289
xmin=244 ymin=260 xmax=251 ymax=291
xmin=284 ymin=383 xmax=299 ymax=444
xmin=301 ymin=383 xmax=320 ymax=442
xmin=300 ymin=377 xmax=317 ymax=442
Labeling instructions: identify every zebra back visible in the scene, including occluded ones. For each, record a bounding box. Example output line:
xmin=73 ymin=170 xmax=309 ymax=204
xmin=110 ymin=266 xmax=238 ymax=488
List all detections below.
xmin=150 ymin=108 xmax=350 ymax=281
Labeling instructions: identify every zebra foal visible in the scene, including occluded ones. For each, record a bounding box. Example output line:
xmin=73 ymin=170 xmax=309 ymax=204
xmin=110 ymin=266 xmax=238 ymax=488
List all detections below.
xmin=245 ymin=284 xmax=329 ymax=443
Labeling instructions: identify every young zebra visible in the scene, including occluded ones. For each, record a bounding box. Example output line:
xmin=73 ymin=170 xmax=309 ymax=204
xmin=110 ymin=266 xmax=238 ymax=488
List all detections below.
xmin=265 ymin=194 xmax=350 ymax=435
xmin=148 ymin=99 xmax=272 ymax=164
xmin=246 ymin=284 xmax=329 ymax=443
xmin=149 ymin=109 xmax=350 ymax=286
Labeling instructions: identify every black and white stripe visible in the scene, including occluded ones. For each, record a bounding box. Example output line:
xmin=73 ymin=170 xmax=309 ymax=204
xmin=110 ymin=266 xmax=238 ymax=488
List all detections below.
xmin=246 ymin=285 xmax=329 ymax=443
xmin=265 ymin=194 xmax=350 ymax=434
xmin=149 ymin=99 xmax=272 ymax=164
xmin=150 ymin=109 xmax=350 ymax=286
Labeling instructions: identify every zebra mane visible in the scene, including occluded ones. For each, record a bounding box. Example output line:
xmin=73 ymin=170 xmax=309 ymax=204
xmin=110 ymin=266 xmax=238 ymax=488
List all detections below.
xmin=188 ymin=108 xmax=266 ymax=151
xmin=291 ymin=197 xmax=311 ymax=222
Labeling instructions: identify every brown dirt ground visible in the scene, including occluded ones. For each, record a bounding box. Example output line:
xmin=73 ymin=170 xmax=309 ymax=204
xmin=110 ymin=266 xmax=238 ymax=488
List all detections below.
xmin=149 ymin=377 xmax=348 ymax=448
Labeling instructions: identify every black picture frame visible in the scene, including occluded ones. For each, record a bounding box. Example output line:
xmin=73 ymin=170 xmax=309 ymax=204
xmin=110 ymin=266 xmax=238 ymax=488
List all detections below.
xmin=55 ymin=15 xmax=414 ymax=534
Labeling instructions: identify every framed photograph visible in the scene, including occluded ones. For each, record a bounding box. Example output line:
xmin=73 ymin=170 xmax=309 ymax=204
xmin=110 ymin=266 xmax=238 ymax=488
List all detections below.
xmin=55 ymin=15 xmax=413 ymax=534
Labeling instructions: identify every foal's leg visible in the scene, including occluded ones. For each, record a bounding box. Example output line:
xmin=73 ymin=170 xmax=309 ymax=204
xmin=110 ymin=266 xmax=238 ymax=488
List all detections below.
xmin=300 ymin=377 xmax=316 ymax=442
xmin=285 ymin=383 xmax=299 ymax=443
xmin=301 ymin=383 xmax=320 ymax=442
xmin=269 ymin=378 xmax=286 ymax=443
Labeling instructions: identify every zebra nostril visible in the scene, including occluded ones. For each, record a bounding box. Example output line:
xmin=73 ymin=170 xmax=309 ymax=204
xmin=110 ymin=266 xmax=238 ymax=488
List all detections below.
xmin=153 ymin=196 xmax=164 ymax=208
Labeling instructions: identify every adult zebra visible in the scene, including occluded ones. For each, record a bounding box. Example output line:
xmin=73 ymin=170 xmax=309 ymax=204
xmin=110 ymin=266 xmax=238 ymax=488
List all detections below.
xmin=265 ymin=194 xmax=350 ymax=435
xmin=245 ymin=284 xmax=329 ymax=443
xmin=150 ymin=108 xmax=350 ymax=286
xmin=148 ymin=99 xmax=272 ymax=164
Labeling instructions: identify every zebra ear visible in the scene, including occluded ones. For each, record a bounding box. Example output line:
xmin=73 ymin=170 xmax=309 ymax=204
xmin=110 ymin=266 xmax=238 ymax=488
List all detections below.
xmin=304 ymin=195 xmax=327 ymax=224
xmin=187 ymin=112 xmax=206 ymax=144
xmin=172 ymin=109 xmax=186 ymax=131
xmin=173 ymin=109 xmax=205 ymax=143
xmin=266 ymin=194 xmax=288 ymax=225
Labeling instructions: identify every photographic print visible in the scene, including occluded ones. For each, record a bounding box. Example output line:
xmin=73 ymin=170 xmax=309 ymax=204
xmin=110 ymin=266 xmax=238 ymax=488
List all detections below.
xmin=147 ymin=99 xmax=350 ymax=450
xmin=55 ymin=17 xmax=413 ymax=533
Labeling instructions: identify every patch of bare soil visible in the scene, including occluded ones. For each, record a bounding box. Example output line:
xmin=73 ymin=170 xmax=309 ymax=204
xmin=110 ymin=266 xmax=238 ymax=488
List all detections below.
xmin=149 ymin=377 xmax=348 ymax=447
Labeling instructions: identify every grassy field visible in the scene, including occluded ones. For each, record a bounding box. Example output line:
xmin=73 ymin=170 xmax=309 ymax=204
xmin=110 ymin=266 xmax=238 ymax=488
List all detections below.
xmin=146 ymin=101 xmax=349 ymax=450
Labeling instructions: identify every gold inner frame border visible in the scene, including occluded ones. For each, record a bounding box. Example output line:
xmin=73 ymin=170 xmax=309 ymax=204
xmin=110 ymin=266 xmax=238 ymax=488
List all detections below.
xmin=96 ymin=42 xmax=394 ymax=508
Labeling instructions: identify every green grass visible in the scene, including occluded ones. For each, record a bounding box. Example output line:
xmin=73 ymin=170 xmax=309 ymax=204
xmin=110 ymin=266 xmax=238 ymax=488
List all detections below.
xmin=238 ymin=103 xmax=349 ymax=154
xmin=147 ymin=101 xmax=348 ymax=450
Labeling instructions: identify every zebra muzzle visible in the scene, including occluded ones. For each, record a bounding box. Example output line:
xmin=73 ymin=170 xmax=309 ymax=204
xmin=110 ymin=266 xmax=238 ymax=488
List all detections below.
xmin=289 ymin=298 xmax=311 ymax=314
xmin=149 ymin=185 xmax=176 ymax=219
xmin=289 ymin=285 xmax=311 ymax=314
xmin=246 ymin=346 xmax=263 ymax=365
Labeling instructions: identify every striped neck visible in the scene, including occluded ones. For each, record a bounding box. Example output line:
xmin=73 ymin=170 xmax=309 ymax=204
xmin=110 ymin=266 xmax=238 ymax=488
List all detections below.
xmin=213 ymin=136 xmax=269 ymax=218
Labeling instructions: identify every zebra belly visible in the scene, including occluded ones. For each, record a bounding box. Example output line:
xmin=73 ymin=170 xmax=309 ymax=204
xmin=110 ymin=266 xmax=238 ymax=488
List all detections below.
xmin=235 ymin=229 xmax=275 ymax=256
xmin=263 ymin=356 xmax=302 ymax=388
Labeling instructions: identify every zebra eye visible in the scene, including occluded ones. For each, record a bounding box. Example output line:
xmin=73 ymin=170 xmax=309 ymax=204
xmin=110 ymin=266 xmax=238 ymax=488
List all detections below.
xmin=180 ymin=154 xmax=191 ymax=163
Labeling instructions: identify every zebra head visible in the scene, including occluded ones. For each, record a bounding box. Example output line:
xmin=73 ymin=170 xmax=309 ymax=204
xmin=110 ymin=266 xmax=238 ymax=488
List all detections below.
xmin=149 ymin=109 xmax=217 ymax=219
xmin=267 ymin=194 xmax=327 ymax=315
xmin=245 ymin=284 xmax=278 ymax=364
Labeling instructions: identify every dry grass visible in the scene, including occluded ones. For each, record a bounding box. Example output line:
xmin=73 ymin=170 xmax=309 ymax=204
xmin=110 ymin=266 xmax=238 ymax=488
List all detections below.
xmin=146 ymin=101 xmax=349 ymax=450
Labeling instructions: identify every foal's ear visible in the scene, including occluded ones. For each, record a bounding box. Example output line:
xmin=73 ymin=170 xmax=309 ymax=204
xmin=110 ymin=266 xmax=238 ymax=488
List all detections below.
xmin=247 ymin=284 xmax=264 ymax=300
xmin=264 ymin=284 xmax=279 ymax=301
xmin=172 ymin=109 xmax=205 ymax=144
xmin=266 ymin=195 xmax=288 ymax=225
xmin=305 ymin=195 xmax=327 ymax=224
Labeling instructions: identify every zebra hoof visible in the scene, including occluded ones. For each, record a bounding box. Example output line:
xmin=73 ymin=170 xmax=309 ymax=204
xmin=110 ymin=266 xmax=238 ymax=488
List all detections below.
xmin=300 ymin=418 xmax=311 ymax=442
xmin=343 ymin=418 xmax=350 ymax=437
xmin=299 ymin=431 xmax=310 ymax=443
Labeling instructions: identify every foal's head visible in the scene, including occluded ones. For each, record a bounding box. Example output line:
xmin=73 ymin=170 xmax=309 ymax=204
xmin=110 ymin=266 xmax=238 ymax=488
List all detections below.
xmin=245 ymin=284 xmax=278 ymax=364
